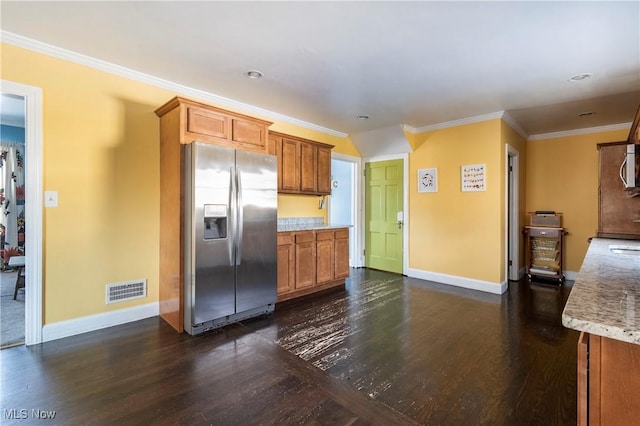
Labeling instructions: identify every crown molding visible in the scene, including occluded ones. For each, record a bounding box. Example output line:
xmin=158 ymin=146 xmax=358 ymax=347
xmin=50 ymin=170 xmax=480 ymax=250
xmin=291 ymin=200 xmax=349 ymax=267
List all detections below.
xmin=501 ymin=111 xmax=529 ymax=140
xmin=1 ymin=31 xmax=348 ymax=138
xmin=528 ymin=122 xmax=632 ymax=141
xmin=406 ymin=111 xmax=506 ymax=134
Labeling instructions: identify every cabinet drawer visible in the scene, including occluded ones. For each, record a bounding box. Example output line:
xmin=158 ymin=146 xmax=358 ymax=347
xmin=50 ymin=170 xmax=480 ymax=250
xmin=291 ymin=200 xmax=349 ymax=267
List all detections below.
xmin=294 ymin=232 xmax=314 ymax=243
xmin=277 ymin=233 xmax=293 ymax=246
xmin=187 ymin=106 xmax=229 ymax=139
xmin=316 ymin=231 xmax=334 ymax=242
xmin=335 ymin=229 xmax=349 ymax=239
xmin=528 ymin=227 xmax=560 ymax=238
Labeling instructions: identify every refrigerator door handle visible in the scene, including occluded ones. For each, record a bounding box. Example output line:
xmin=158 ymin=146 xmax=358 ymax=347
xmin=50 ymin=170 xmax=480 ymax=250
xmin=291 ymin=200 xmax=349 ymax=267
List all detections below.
xmin=229 ymin=166 xmax=236 ymax=266
xmin=236 ymin=167 xmax=244 ymax=266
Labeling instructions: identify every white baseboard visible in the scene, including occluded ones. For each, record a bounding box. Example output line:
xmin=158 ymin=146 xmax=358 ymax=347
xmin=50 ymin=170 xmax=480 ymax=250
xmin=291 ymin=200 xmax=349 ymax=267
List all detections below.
xmin=406 ymin=268 xmax=508 ymax=295
xmin=564 ymin=270 xmax=578 ymax=281
xmin=42 ymin=302 xmax=159 ymax=343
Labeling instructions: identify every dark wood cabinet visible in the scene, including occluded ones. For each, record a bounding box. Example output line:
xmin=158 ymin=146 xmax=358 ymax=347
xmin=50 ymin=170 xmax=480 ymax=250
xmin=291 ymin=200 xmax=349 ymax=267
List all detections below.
xmin=577 ymin=332 xmax=640 ymax=426
xmin=271 ymin=131 xmax=333 ymax=196
xmin=598 ymin=142 xmax=640 ymax=239
xmin=294 ymin=232 xmax=316 ymax=290
xmin=277 ymin=228 xmax=350 ymax=302
xmin=316 ymin=231 xmax=335 ymax=284
xmin=277 ymin=233 xmax=295 ymax=295
xmin=334 ymin=229 xmax=350 ymax=279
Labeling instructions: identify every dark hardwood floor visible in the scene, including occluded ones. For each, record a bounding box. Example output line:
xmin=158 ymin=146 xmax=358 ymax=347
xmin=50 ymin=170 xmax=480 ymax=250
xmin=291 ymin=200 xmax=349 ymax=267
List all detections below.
xmin=1 ymin=269 xmax=578 ymax=425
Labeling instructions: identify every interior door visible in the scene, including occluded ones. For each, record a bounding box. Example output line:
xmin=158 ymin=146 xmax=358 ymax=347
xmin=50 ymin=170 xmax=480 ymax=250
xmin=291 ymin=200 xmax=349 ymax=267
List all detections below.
xmin=365 ymin=159 xmax=403 ymax=274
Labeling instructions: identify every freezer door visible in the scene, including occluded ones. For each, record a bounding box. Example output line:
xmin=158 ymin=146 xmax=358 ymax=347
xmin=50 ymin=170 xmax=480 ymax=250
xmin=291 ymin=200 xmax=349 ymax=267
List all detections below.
xmin=235 ymin=149 xmax=278 ymax=312
xmin=185 ymin=143 xmax=237 ymax=325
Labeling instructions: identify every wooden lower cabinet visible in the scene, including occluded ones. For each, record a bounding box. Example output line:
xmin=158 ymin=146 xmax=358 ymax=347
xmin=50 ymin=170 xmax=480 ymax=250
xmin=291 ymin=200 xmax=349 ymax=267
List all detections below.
xmin=277 ymin=228 xmax=350 ymax=302
xmin=578 ymin=332 xmax=640 ymax=426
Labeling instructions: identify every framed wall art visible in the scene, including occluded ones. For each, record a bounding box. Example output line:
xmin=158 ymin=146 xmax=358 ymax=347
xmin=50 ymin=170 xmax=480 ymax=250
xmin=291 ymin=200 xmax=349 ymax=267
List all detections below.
xmin=461 ymin=163 xmax=486 ymax=192
xmin=418 ymin=168 xmax=438 ymax=193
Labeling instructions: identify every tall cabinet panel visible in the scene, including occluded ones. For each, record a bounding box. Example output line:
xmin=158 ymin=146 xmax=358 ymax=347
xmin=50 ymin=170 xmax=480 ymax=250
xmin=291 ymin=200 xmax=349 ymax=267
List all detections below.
xmin=155 ymin=96 xmax=272 ymax=332
xmin=598 ymin=142 xmax=640 ymax=239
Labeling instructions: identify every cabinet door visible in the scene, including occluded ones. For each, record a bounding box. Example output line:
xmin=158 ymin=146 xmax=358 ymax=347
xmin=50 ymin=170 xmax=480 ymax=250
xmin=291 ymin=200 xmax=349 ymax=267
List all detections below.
xmin=316 ymin=231 xmax=334 ymax=284
xmin=334 ymin=229 xmax=350 ymax=279
xmin=300 ymin=142 xmax=318 ymax=193
xmin=232 ymin=118 xmax=267 ymax=151
xmin=187 ymin=106 xmax=229 ymax=140
xmin=277 ymin=234 xmax=295 ymax=295
xmin=598 ymin=143 xmax=640 ymax=238
xmin=281 ymin=138 xmax=300 ymax=191
xmin=317 ymin=146 xmax=332 ymax=195
xmin=295 ymin=232 xmax=315 ymax=289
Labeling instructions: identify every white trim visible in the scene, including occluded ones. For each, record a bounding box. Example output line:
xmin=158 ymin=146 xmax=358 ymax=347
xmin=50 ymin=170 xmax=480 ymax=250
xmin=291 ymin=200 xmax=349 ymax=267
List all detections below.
xmin=0 ymin=80 xmax=43 ymax=346
xmin=330 ymin=152 xmax=363 ymax=268
xmin=564 ymin=270 xmax=578 ymax=281
xmin=1 ymin=30 xmax=348 ymax=139
xmin=407 ymin=267 xmax=508 ymax=295
xmin=406 ymin=111 xmax=505 ymax=134
xmin=42 ymin=303 xmax=159 ymax=343
xmin=528 ymin=122 xmax=631 ymax=141
xmin=506 ymin=145 xmax=521 ymax=282
xmin=502 ymin=111 xmax=529 ymax=140
xmin=363 ymin=153 xmax=409 ymax=275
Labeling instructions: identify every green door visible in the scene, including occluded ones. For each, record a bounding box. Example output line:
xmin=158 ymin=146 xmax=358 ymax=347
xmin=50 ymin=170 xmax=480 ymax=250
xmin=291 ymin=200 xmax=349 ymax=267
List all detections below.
xmin=365 ymin=159 xmax=403 ymax=273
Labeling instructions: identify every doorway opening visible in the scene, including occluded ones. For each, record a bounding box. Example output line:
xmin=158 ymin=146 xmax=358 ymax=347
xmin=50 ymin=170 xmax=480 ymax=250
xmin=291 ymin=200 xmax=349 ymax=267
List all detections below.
xmin=506 ymin=145 xmax=521 ymax=282
xmin=0 ymin=93 xmax=26 ymax=348
xmin=1 ymin=80 xmax=43 ymax=347
xmin=328 ymin=154 xmax=361 ymax=268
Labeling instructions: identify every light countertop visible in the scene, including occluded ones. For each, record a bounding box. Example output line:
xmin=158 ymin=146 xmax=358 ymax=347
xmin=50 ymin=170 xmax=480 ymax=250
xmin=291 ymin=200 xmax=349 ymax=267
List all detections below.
xmin=277 ymin=217 xmax=350 ymax=232
xmin=562 ymin=238 xmax=640 ymax=345
xmin=277 ymin=223 xmax=351 ymax=232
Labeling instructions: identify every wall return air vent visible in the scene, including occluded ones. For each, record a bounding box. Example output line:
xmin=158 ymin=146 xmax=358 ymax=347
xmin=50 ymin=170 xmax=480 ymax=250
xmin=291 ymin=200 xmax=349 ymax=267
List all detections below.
xmin=105 ymin=279 xmax=147 ymax=304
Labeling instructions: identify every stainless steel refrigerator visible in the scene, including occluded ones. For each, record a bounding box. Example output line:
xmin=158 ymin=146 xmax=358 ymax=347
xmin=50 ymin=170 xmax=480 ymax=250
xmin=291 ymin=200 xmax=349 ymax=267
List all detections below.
xmin=183 ymin=142 xmax=277 ymax=335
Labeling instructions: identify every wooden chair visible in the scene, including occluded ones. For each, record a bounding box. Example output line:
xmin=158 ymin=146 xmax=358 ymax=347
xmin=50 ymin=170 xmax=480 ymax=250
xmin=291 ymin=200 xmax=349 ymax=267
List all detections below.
xmin=9 ymin=255 xmax=25 ymax=300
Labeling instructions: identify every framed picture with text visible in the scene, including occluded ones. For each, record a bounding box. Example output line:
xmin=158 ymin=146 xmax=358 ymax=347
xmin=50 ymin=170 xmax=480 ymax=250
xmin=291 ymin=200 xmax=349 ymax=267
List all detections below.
xmin=461 ymin=163 xmax=486 ymax=192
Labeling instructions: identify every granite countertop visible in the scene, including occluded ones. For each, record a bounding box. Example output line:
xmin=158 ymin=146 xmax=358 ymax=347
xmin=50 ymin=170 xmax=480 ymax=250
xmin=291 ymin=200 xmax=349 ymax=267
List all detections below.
xmin=277 ymin=217 xmax=351 ymax=232
xmin=562 ymin=238 xmax=640 ymax=345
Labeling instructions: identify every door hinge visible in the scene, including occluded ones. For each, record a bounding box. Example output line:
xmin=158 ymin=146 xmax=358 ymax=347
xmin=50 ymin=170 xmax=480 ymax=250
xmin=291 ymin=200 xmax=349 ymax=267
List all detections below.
xmin=363 ymin=249 xmax=366 ymax=255
xmin=509 ymin=165 xmax=513 ymax=172
xmin=508 ymin=260 xmax=513 ymax=266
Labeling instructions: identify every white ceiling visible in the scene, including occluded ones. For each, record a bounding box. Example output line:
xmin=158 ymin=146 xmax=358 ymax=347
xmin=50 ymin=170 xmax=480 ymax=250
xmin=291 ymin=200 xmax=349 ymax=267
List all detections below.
xmin=1 ymin=1 xmax=639 ymax=138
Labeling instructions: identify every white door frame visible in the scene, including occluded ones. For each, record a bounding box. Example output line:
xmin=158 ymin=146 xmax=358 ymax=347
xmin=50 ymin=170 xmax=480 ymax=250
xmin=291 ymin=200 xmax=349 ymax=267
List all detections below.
xmin=1 ymin=80 xmax=43 ymax=345
xmin=329 ymin=152 xmax=363 ymax=268
xmin=505 ymin=144 xmax=520 ymax=281
xmin=363 ymin=153 xmax=409 ymax=275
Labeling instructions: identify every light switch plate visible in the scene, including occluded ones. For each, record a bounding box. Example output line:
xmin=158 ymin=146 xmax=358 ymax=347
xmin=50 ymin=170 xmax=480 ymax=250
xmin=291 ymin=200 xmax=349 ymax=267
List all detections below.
xmin=44 ymin=190 xmax=58 ymax=208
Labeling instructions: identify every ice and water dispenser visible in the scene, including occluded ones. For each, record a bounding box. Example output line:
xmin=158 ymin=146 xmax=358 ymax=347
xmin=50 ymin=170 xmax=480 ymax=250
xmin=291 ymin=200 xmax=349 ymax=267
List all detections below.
xmin=203 ymin=204 xmax=228 ymax=240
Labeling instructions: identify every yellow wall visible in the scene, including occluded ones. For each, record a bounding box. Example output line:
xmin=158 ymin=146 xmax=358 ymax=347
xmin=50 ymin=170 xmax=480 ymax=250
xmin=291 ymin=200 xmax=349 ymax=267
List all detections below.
xmin=1 ymin=43 xmax=358 ymax=324
xmin=409 ymin=119 xmax=503 ymax=284
xmin=526 ymin=128 xmax=628 ymax=272
xmin=278 ymin=194 xmax=327 ymax=219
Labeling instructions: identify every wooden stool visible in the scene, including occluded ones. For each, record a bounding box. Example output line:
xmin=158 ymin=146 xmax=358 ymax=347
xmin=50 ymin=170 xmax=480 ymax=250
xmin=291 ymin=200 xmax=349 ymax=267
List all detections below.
xmin=9 ymin=255 xmax=25 ymax=300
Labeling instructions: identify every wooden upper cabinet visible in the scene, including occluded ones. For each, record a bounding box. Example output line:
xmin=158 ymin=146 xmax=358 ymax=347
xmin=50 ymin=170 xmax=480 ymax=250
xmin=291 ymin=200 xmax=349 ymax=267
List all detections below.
xmin=300 ymin=142 xmax=318 ymax=193
xmin=271 ymin=131 xmax=333 ymax=195
xmin=317 ymin=146 xmax=332 ymax=194
xmin=598 ymin=142 xmax=640 ymax=239
xmin=155 ymin=96 xmax=272 ymax=153
xmin=280 ymin=137 xmax=300 ymax=191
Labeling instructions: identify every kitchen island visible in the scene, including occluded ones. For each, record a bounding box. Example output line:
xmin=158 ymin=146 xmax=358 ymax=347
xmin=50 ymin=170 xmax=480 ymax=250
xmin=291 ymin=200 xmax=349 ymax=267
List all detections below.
xmin=277 ymin=218 xmax=351 ymax=302
xmin=562 ymin=238 xmax=640 ymax=426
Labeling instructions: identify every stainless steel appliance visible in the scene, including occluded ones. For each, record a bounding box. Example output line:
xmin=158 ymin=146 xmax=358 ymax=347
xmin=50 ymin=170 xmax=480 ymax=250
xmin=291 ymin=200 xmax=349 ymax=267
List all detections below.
xmin=620 ymin=143 xmax=640 ymax=189
xmin=183 ymin=142 xmax=277 ymax=335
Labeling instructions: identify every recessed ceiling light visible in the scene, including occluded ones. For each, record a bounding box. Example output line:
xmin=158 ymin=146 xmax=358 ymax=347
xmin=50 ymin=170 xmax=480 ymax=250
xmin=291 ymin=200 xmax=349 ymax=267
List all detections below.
xmin=578 ymin=111 xmax=595 ymax=117
xmin=245 ymin=70 xmax=263 ymax=79
xmin=357 ymin=115 xmax=370 ymax=120
xmin=568 ymin=73 xmax=593 ymax=82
